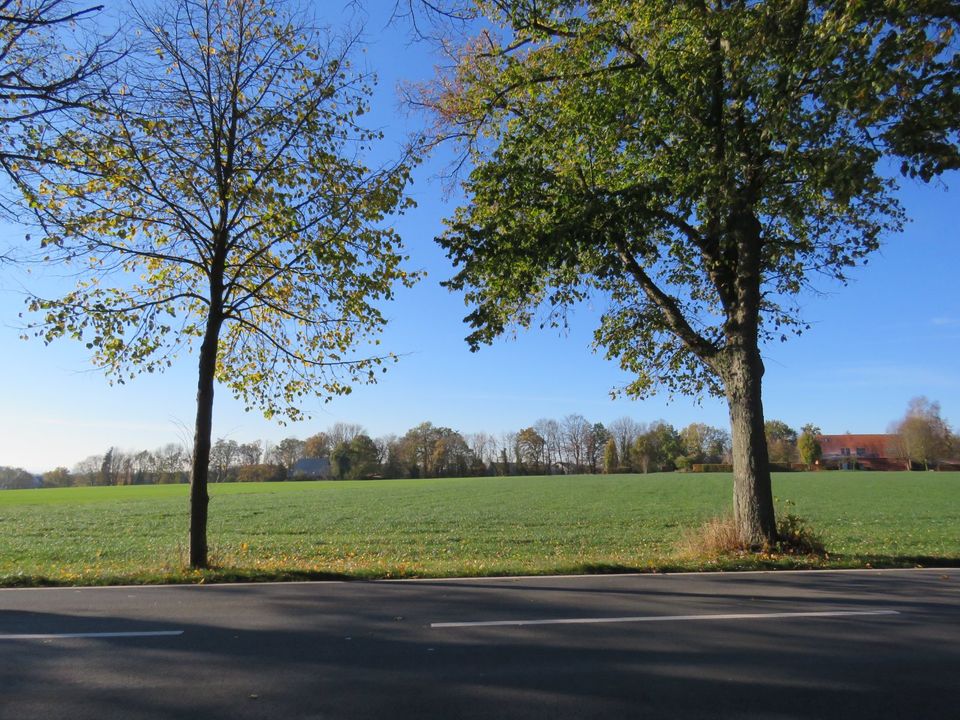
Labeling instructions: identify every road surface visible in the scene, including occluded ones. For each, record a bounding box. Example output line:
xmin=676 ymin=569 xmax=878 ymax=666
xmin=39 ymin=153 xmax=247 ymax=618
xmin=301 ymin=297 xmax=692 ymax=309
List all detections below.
xmin=1 ymin=569 xmax=958 ymax=719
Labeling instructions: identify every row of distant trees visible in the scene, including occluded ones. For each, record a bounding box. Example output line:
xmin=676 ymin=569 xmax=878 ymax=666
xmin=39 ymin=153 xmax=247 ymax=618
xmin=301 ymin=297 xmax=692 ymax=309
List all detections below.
xmin=3 ymin=416 xmax=732 ymax=488
xmin=2 ymin=397 xmax=954 ymax=490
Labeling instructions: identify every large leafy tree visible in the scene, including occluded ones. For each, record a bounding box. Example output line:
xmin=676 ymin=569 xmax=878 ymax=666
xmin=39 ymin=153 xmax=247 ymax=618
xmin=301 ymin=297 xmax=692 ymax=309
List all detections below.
xmin=21 ymin=0 xmax=417 ymax=567
xmin=398 ymin=422 xmax=473 ymax=477
xmin=415 ymin=1 xmax=957 ymax=545
xmin=893 ymin=397 xmax=953 ymax=471
xmin=796 ymin=424 xmax=822 ymax=466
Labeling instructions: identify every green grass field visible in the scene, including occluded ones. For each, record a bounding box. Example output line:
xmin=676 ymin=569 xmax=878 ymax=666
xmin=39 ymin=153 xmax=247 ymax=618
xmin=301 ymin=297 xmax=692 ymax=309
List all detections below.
xmin=0 ymin=472 xmax=957 ymax=586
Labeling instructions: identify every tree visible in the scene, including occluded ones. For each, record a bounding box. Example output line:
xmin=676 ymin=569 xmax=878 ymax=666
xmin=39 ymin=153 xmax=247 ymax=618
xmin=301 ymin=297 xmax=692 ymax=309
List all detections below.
xmin=331 ymin=441 xmax=352 ymax=480
xmin=533 ymin=417 xmax=562 ymax=471
xmin=586 ymin=422 xmax=609 ymax=474
xmin=635 ymin=421 xmax=683 ymax=473
xmin=268 ymin=438 xmax=305 ymax=473
xmin=0 ymin=0 xmax=117 ymax=216
xmin=304 ymin=432 xmax=331 ymax=459
xmin=327 ymin=422 xmax=367 ymax=448
xmin=680 ymin=422 xmax=730 ymax=464
xmin=515 ymin=426 xmax=546 ymax=473
xmin=377 ymin=434 xmax=403 ymax=477
xmin=765 ymin=420 xmax=798 ymax=465
xmin=155 ymin=443 xmax=188 ymax=483
xmin=764 ymin=420 xmax=797 ymax=444
xmin=430 ymin=429 xmax=472 ymax=476
xmin=561 ymin=413 xmax=590 ymax=472
xmin=465 ymin=431 xmax=496 ymax=470
xmin=496 ymin=446 xmax=510 ymax=476
xmin=71 ymin=454 xmax=100 ymax=485
xmin=894 ymin=397 xmax=952 ymax=471
xmin=21 ymin=0 xmax=417 ymax=567
xmin=98 ymin=447 xmax=117 ymax=486
xmin=503 ymin=430 xmax=520 ymax=471
xmin=236 ymin=441 xmax=262 ymax=467
xmin=348 ymin=434 xmax=380 ymax=478
xmin=397 ymin=422 xmax=437 ymax=477
xmin=395 ymin=422 xmax=471 ymax=477
xmin=417 ymin=1 xmax=957 ymax=545
xmin=631 ymin=433 xmax=651 ymax=474
xmin=0 ymin=465 xmax=36 ymax=489
xmin=797 ymin=424 xmax=822 ymax=467
xmin=607 ymin=417 xmax=642 ymax=471
xmin=602 ymin=437 xmax=619 ymax=475
xmin=209 ymin=438 xmax=240 ymax=482
xmin=42 ymin=466 xmax=72 ymax=488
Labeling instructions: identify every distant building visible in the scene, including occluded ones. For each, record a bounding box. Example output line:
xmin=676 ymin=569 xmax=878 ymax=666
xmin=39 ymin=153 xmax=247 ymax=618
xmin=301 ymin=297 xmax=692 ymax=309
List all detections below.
xmin=817 ymin=434 xmax=907 ymax=471
xmin=290 ymin=457 xmax=332 ymax=480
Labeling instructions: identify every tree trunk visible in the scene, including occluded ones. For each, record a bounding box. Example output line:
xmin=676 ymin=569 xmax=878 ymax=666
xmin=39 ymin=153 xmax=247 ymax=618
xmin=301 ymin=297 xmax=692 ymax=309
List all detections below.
xmin=721 ymin=346 xmax=777 ymax=548
xmin=189 ymin=310 xmax=223 ymax=569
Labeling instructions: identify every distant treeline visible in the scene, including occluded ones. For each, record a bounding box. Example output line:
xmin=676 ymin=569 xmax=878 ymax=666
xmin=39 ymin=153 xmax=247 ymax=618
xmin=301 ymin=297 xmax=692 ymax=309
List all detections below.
xmin=2 ymin=397 xmax=954 ymax=489
xmin=3 ymin=416 xmax=732 ymax=488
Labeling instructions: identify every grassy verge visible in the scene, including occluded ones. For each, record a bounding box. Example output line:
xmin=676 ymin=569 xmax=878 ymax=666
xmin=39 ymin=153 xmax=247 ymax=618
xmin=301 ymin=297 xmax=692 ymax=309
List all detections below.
xmin=0 ymin=472 xmax=957 ymax=586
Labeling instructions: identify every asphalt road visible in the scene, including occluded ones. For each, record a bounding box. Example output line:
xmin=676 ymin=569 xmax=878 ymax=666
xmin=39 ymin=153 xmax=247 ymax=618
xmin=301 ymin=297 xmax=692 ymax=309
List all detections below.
xmin=1 ymin=569 xmax=958 ymax=719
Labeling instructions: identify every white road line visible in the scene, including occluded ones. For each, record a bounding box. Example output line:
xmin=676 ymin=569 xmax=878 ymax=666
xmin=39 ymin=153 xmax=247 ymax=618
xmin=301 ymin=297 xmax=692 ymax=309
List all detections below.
xmin=431 ymin=609 xmax=899 ymax=629
xmin=0 ymin=630 xmax=184 ymax=640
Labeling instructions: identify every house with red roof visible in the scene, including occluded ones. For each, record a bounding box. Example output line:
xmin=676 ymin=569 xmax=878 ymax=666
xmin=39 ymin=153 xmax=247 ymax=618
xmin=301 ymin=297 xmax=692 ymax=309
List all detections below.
xmin=816 ymin=434 xmax=909 ymax=471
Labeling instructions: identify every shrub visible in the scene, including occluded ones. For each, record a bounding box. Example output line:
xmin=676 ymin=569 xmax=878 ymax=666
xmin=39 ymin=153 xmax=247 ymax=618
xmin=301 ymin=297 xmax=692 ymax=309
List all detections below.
xmin=676 ymin=516 xmax=743 ymax=557
xmin=774 ymin=514 xmax=826 ymax=556
xmin=235 ymin=464 xmax=287 ymax=483
xmin=677 ymin=513 xmax=826 ymax=558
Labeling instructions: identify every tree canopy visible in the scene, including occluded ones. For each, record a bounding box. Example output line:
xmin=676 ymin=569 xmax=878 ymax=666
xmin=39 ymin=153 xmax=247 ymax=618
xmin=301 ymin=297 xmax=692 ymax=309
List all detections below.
xmin=25 ymin=0 xmax=417 ymax=416
xmin=415 ymin=0 xmax=958 ymax=545
xmin=0 ymin=0 xmax=117 ymax=217
xmin=19 ymin=0 xmax=418 ymax=566
xmin=894 ymin=396 xmax=954 ymax=470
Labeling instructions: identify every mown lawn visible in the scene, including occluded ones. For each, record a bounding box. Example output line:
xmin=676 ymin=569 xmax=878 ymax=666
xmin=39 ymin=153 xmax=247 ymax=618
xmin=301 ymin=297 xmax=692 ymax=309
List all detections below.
xmin=0 ymin=472 xmax=956 ymax=586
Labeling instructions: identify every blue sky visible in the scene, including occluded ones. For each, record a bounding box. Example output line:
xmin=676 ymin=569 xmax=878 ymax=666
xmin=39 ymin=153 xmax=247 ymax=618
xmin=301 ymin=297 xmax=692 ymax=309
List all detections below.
xmin=1 ymin=3 xmax=958 ymax=473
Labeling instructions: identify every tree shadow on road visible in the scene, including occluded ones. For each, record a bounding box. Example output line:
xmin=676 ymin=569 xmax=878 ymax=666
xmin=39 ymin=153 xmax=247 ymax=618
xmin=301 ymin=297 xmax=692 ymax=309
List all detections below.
xmin=1 ymin=571 xmax=957 ymax=720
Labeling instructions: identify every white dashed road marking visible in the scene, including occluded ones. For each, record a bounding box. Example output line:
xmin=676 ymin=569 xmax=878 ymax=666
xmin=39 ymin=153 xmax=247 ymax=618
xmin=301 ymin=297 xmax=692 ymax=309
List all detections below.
xmin=0 ymin=630 xmax=184 ymax=640
xmin=431 ymin=609 xmax=900 ymax=629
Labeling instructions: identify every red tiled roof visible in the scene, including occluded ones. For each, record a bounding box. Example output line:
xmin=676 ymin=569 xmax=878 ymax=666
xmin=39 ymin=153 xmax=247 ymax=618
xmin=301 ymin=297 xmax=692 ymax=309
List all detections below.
xmin=817 ymin=434 xmax=900 ymax=459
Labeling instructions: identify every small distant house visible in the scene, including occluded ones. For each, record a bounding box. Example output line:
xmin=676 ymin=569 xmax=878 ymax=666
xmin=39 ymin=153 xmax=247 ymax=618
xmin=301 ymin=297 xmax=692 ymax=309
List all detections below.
xmin=290 ymin=457 xmax=332 ymax=480
xmin=817 ymin=434 xmax=907 ymax=471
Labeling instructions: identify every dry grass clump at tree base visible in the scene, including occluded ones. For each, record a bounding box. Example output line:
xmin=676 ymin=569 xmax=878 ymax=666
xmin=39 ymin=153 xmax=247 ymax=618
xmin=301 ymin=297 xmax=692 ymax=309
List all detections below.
xmin=677 ymin=513 xmax=826 ymax=560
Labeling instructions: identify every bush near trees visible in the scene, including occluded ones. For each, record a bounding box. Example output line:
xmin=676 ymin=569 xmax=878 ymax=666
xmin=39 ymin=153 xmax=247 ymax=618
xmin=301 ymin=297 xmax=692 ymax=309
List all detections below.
xmin=234 ymin=464 xmax=287 ymax=484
